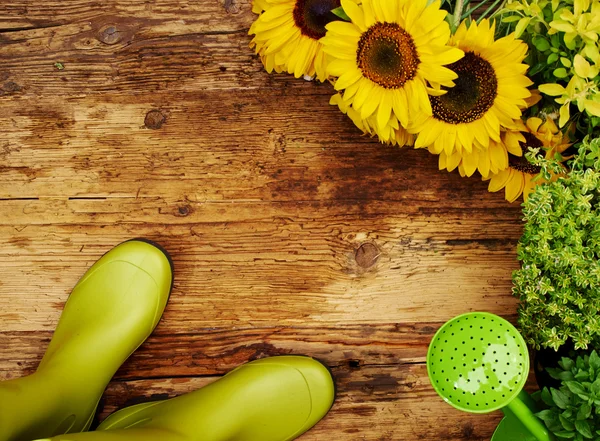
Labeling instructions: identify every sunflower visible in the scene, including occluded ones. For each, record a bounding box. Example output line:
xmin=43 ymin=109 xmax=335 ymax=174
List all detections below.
xmin=330 ymin=94 xmax=414 ymax=146
xmin=321 ymin=0 xmax=463 ymax=134
xmin=410 ymin=19 xmax=532 ymax=157
xmin=249 ymin=0 xmax=344 ymax=81
xmin=486 ymin=117 xmax=571 ymax=202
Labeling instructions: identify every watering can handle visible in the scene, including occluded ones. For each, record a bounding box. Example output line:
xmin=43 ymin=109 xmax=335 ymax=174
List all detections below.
xmin=506 ymin=392 xmax=554 ymax=441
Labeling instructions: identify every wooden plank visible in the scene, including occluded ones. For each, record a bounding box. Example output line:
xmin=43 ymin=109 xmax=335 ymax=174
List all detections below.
xmin=0 ymin=323 xmax=435 ymax=378
xmin=0 ymin=91 xmax=521 ymax=205
xmin=96 ymin=364 xmax=503 ymax=441
xmin=0 ymin=198 xmax=523 ymax=227
xmin=0 ymin=0 xmax=282 ymax=96
xmin=0 ymin=0 xmax=254 ymax=31
xmin=0 ymin=219 xmax=520 ymax=333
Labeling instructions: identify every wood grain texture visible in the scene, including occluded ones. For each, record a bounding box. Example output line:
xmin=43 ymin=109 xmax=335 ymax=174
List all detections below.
xmin=0 ymin=0 xmax=524 ymax=439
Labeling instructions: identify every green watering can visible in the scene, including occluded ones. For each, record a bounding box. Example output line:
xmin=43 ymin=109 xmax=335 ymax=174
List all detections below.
xmin=426 ymin=312 xmax=553 ymax=441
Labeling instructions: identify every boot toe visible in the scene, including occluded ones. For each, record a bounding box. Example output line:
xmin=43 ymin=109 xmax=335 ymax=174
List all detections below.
xmin=286 ymin=357 xmax=335 ymax=430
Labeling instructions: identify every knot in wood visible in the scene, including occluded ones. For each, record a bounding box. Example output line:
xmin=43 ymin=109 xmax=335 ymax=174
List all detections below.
xmin=355 ymin=242 xmax=380 ymax=269
xmin=98 ymin=25 xmax=122 ymax=45
xmin=3 ymin=82 xmax=21 ymax=93
xmin=223 ymin=0 xmax=241 ymax=14
xmin=145 ymin=110 xmax=166 ymax=130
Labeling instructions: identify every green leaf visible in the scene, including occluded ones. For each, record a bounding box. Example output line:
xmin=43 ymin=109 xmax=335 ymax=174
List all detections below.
xmin=503 ymin=15 xmax=522 ymax=23
xmin=584 ymin=100 xmax=600 ymax=117
xmin=590 ymin=378 xmax=600 ymax=395
xmin=561 ymin=57 xmax=572 ymax=68
xmin=565 ymin=381 xmax=587 ymax=395
xmin=559 ymin=103 xmax=570 ymax=127
xmin=331 ymin=6 xmax=350 ymax=21
xmin=537 ymin=409 xmax=558 ymax=424
xmin=561 ymin=413 xmax=576 ymax=430
xmin=562 ymin=358 xmax=576 ymax=371
xmin=554 ymin=430 xmax=576 ymax=438
xmin=515 ymin=17 xmax=531 ymax=39
xmin=534 ymin=36 xmax=552 ymax=51
xmin=551 ymin=33 xmax=561 ymax=47
xmin=539 ymin=83 xmax=566 ymax=96
xmin=553 ymin=388 xmax=572 ymax=409
xmin=553 ymin=67 xmax=569 ymax=78
xmin=53 ymin=62 xmax=64 ymax=70
xmin=542 ymin=387 xmax=555 ymax=406
xmin=549 ymin=368 xmax=576 ymax=381
xmin=548 ymin=53 xmax=560 ymax=64
xmin=577 ymin=402 xmax=592 ymax=420
xmin=529 ymin=63 xmax=547 ymax=76
xmin=574 ymin=54 xmax=593 ymax=78
xmin=575 ymin=419 xmax=593 ymax=438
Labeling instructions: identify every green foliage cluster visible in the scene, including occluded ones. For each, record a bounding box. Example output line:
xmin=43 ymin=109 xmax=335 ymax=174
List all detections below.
xmin=513 ymin=136 xmax=600 ymax=350
xmin=498 ymin=0 xmax=600 ymax=135
xmin=536 ymin=351 xmax=600 ymax=440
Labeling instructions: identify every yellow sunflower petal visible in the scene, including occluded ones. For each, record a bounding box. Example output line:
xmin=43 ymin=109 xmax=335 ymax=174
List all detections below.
xmin=353 ymin=79 xmax=375 ymax=109
xmin=342 ymin=0 xmax=366 ymax=31
xmin=362 ymin=0 xmax=376 ymax=28
xmin=325 ymin=21 xmax=362 ymax=38
xmin=360 ymin=86 xmax=382 ymax=119
xmin=377 ymin=93 xmax=393 ymax=131
xmin=505 ymin=171 xmax=525 ymax=202
xmin=446 ymin=151 xmax=462 ymax=171
xmin=522 ymin=174 xmax=536 ymax=200
xmin=488 ymin=169 xmax=511 ymax=192
xmin=335 ymin=67 xmax=363 ymax=90
xmin=462 ymin=148 xmax=479 ymax=177
xmin=392 ymin=89 xmax=409 ymax=128
xmin=526 ymin=117 xmax=543 ymax=133
xmin=478 ymin=149 xmax=491 ymax=178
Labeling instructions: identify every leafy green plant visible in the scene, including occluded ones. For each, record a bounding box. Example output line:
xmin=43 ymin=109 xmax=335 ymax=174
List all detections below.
xmin=536 ymin=351 xmax=600 ymax=440
xmin=497 ymin=0 xmax=600 ymax=133
xmin=513 ymin=136 xmax=600 ymax=350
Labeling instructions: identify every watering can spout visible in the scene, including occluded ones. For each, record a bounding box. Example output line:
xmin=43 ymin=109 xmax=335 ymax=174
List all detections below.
xmin=505 ymin=395 xmax=553 ymax=441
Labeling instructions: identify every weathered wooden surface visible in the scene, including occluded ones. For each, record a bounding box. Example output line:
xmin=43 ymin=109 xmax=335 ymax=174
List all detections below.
xmin=0 ymin=1 xmax=524 ymax=439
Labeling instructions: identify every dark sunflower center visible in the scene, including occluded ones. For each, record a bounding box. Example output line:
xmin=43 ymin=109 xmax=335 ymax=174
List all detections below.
xmin=293 ymin=0 xmax=341 ymax=40
xmin=430 ymin=52 xmax=498 ymax=124
xmin=509 ymin=132 xmax=544 ymax=174
xmin=356 ymin=22 xmax=420 ymax=89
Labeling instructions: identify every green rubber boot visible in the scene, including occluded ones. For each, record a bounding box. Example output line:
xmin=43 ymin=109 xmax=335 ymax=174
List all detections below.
xmin=0 ymin=239 xmax=173 ymax=441
xmin=37 ymin=356 xmax=336 ymax=441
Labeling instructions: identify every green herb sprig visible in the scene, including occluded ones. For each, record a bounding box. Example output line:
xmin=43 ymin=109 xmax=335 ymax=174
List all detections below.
xmin=514 ymin=136 xmax=600 ymax=350
xmin=536 ymin=351 xmax=600 ymax=440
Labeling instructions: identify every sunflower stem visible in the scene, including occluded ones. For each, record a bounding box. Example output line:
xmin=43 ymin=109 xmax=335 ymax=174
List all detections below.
xmin=452 ymin=0 xmax=466 ymax=30
xmin=477 ymin=0 xmax=503 ymax=23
